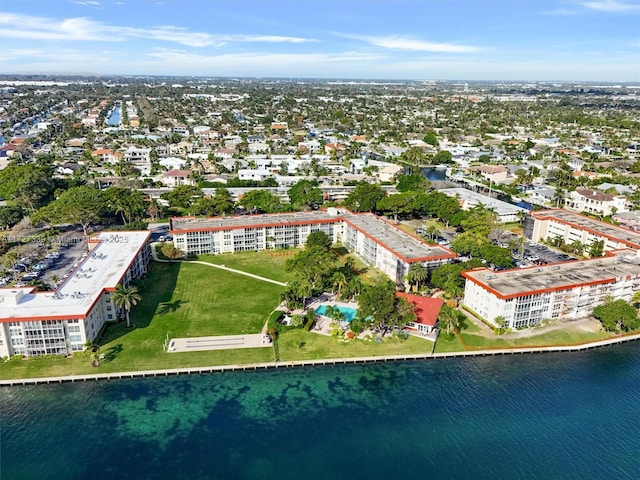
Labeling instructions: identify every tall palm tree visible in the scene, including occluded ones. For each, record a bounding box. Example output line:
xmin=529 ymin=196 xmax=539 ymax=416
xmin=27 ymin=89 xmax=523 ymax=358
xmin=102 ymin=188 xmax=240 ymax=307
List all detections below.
xmin=112 ymin=284 xmax=141 ymax=328
xmin=348 ymin=276 xmax=363 ymax=301
xmin=331 ymin=271 xmax=348 ymax=298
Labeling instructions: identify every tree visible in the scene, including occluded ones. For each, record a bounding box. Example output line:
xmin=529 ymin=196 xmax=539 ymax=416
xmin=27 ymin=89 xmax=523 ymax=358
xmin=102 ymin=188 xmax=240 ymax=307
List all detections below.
xmin=191 ymin=189 xmax=235 ymax=217
xmin=592 ymin=299 xmax=639 ymax=332
xmin=344 ymin=182 xmax=386 ymax=212
xmin=494 ymin=315 xmax=506 ymax=335
xmin=285 ymin=246 xmax=337 ymax=293
xmin=161 ymin=185 xmax=203 ymax=210
xmin=347 ymin=276 xmax=363 ymax=301
xmin=238 ymin=189 xmax=282 ymax=213
xmin=376 ymin=193 xmax=415 ymax=222
xmin=331 ymin=271 xmax=348 ymax=298
xmin=423 ymin=131 xmax=438 ymax=147
xmin=0 ymin=163 xmax=54 ymax=212
xmin=84 ymin=340 xmax=101 ymax=367
xmin=588 ymin=240 xmax=605 ymax=258
xmin=161 ymin=243 xmax=184 ymax=262
xmin=396 ymin=174 xmax=428 ymax=193
xmin=433 ymin=150 xmax=454 ymax=165
xmin=0 ymin=205 xmax=24 ymax=230
xmin=438 ymin=304 xmax=460 ymax=335
xmin=406 ymin=263 xmax=428 ymax=291
xmin=287 ymin=179 xmax=323 ymax=209
xmin=104 ymin=187 xmax=146 ymax=225
xmin=357 ymin=281 xmax=415 ymax=332
xmin=33 ymin=186 xmax=105 ymax=236
xmin=111 ymin=284 xmax=141 ymax=328
xmin=306 ymin=230 xmax=332 ymax=251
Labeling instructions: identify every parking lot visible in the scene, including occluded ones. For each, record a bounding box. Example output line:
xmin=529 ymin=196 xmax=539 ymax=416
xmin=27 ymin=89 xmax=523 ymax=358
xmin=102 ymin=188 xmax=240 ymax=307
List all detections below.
xmin=0 ymin=228 xmax=91 ymax=289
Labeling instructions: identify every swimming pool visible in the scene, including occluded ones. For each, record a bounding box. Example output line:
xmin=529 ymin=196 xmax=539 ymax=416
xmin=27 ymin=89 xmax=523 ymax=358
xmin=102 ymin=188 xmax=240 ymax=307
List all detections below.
xmin=314 ymin=304 xmax=358 ymax=322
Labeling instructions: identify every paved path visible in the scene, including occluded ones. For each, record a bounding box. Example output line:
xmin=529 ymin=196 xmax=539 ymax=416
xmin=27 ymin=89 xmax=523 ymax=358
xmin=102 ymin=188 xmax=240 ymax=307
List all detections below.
xmin=150 ymin=243 xmax=286 ymax=286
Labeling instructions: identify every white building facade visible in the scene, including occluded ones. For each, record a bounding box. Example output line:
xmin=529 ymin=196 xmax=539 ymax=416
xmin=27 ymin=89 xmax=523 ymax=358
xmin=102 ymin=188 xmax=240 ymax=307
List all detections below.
xmin=462 ymin=249 xmax=640 ymax=329
xmin=170 ymin=209 xmax=456 ymax=284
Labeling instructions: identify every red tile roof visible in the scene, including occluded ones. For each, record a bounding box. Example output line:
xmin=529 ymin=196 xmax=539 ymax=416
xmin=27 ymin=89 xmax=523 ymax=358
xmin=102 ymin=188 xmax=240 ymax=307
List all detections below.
xmin=396 ymin=293 xmax=444 ymax=327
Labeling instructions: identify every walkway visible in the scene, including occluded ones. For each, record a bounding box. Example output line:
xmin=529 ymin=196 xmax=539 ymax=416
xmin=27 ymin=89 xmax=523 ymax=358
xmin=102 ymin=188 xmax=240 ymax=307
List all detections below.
xmin=150 ymin=243 xmax=286 ymax=286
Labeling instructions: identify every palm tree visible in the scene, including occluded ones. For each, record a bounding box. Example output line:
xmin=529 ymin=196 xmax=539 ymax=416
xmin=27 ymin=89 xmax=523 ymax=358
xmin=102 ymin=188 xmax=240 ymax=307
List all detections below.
xmin=406 ymin=263 xmax=428 ymax=292
xmin=438 ymin=305 xmax=460 ymax=335
xmin=494 ymin=315 xmax=506 ymax=335
xmin=347 ymin=276 xmax=363 ymax=301
xmin=84 ymin=339 xmax=101 ymax=367
xmin=112 ymin=284 xmax=141 ymax=328
xmin=331 ymin=271 xmax=348 ymax=298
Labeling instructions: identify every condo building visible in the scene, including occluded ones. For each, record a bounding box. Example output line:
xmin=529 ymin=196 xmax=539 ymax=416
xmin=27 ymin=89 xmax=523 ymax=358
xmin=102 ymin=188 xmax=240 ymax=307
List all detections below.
xmin=526 ymin=209 xmax=640 ymax=254
xmin=0 ymin=231 xmax=151 ymax=358
xmin=170 ymin=208 xmax=456 ymax=284
xmin=462 ymin=249 xmax=640 ymax=329
xmin=463 ymin=209 xmax=640 ymax=329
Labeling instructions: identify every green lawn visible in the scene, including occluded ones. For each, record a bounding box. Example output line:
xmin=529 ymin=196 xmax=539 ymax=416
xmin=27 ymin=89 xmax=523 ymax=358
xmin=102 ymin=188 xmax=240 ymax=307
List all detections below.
xmin=277 ymin=329 xmax=434 ymax=361
xmin=459 ymin=329 xmax=611 ymax=350
xmin=192 ymin=250 xmax=297 ymax=283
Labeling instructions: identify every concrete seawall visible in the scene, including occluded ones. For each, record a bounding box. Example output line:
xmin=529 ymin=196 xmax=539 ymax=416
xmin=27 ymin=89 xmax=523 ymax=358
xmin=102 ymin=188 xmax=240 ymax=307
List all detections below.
xmin=2 ymin=333 xmax=640 ymax=387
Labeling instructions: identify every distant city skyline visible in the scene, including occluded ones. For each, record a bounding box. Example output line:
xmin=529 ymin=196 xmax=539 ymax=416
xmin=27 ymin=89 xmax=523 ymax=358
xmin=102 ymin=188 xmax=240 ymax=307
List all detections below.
xmin=1 ymin=0 xmax=639 ymax=82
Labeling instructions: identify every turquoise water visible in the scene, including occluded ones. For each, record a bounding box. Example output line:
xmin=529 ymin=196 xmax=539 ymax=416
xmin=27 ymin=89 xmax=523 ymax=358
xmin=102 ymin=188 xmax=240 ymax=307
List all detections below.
xmin=315 ymin=304 xmax=358 ymax=322
xmin=2 ymin=345 xmax=640 ymax=479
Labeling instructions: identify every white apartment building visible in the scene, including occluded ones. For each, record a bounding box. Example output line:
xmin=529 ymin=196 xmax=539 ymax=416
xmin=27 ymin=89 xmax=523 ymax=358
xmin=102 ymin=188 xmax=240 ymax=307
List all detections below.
xmin=123 ymin=147 xmax=151 ymax=164
xmin=566 ymin=188 xmax=628 ymax=216
xmin=462 ymin=249 xmax=640 ymax=329
xmin=0 ymin=231 xmax=151 ymax=358
xmin=528 ymin=209 xmax=640 ymax=254
xmin=170 ymin=209 xmax=456 ymax=284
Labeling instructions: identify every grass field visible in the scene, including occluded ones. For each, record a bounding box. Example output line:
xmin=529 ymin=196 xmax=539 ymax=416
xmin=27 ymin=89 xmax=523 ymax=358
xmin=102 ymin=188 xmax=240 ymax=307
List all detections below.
xmin=277 ymin=329 xmax=434 ymax=361
xmin=433 ymin=325 xmax=613 ymax=354
xmin=192 ymin=250 xmax=296 ymax=283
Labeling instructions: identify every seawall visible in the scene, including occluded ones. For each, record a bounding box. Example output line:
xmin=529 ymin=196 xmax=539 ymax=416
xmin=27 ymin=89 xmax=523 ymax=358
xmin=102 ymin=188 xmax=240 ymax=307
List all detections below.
xmin=2 ymin=332 xmax=640 ymax=386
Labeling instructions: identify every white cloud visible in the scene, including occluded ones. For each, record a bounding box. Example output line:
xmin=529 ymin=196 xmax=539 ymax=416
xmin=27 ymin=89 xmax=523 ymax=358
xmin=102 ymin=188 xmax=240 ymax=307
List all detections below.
xmin=579 ymin=0 xmax=640 ymax=12
xmin=73 ymin=1 xmax=101 ymax=5
xmin=340 ymin=34 xmax=482 ymax=53
xmin=0 ymin=13 xmax=316 ymax=47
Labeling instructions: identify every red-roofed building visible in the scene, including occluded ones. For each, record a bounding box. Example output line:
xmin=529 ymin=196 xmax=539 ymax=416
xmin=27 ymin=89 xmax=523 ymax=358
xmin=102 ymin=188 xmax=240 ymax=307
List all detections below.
xmin=397 ymin=293 xmax=444 ymax=334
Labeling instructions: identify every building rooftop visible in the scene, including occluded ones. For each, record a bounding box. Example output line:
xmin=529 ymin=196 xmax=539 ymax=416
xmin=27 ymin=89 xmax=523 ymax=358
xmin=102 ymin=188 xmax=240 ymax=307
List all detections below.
xmin=0 ymin=231 xmax=150 ymax=322
xmin=439 ymin=188 xmax=527 ymax=217
xmin=533 ymin=209 xmax=640 ymax=249
xmin=462 ymin=249 xmax=640 ymax=299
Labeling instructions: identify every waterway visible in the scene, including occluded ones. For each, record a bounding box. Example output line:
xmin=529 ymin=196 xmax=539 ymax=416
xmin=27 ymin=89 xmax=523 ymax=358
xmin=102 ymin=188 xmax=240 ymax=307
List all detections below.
xmin=2 ymin=344 xmax=640 ymax=479
xmin=422 ymin=166 xmax=448 ymax=181
xmin=107 ymin=105 xmax=121 ymax=126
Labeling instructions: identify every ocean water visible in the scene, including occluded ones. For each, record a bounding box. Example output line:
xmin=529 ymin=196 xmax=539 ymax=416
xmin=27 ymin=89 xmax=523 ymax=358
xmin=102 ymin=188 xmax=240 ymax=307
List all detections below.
xmin=2 ymin=344 xmax=640 ymax=480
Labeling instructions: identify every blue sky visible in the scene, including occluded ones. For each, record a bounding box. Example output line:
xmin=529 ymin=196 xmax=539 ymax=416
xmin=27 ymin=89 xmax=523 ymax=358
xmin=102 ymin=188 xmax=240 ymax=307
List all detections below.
xmin=1 ymin=0 xmax=639 ymax=81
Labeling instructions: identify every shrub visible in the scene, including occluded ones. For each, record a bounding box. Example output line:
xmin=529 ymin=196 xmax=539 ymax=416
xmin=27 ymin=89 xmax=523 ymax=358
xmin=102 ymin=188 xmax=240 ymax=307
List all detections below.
xmin=349 ymin=318 xmax=366 ymax=334
xmin=304 ymin=312 xmax=316 ymax=331
xmin=10 ymin=354 xmax=24 ymax=360
xmin=291 ymin=313 xmax=304 ymax=328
